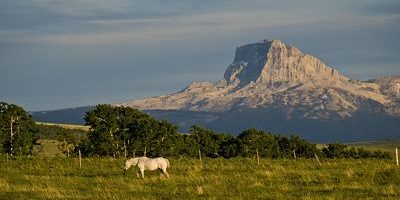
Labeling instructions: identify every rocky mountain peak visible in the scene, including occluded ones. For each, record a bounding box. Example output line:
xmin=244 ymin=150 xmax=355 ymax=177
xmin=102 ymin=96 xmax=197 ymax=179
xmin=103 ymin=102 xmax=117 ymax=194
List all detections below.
xmin=224 ymin=39 xmax=271 ymax=87
xmin=224 ymin=39 xmax=348 ymax=89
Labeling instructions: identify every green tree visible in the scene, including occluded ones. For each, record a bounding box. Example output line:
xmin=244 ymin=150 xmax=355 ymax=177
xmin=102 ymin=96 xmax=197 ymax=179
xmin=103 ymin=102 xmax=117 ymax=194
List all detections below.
xmin=150 ymin=120 xmax=179 ymax=157
xmin=218 ymin=134 xmax=240 ymax=158
xmin=0 ymin=102 xmax=37 ymax=156
xmin=128 ymin=116 xmax=162 ymax=156
xmin=129 ymin=116 xmax=178 ymax=156
xmin=114 ymin=106 xmax=148 ymax=157
xmin=83 ymin=104 xmax=119 ymax=156
xmin=190 ymin=125 xmax=220 ymax=157
xmin=81 ymin=104 xmax=179 ymax=157
xmin=288 ymin=135 xmax=319 ymax=158
xmin=322 ymin=143 xmax=347 ymax=158
xmin=178 ymin=134 xmax=199 ymax=157
xmin=237 ymin=129 xmax=279 ymax=158
xmin=275 ymin=135 xmax=292 ymax=158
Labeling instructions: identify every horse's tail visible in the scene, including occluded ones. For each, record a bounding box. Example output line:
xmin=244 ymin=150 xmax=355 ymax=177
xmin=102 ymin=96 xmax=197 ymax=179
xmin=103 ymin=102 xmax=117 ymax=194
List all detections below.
xmin=165 ymin=158 xmax=170 ymax=168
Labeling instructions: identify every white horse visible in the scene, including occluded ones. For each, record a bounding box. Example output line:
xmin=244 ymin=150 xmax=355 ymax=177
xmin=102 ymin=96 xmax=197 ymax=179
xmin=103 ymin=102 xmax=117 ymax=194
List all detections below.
xmin=123 ymin=157 xmax=170 ymax=178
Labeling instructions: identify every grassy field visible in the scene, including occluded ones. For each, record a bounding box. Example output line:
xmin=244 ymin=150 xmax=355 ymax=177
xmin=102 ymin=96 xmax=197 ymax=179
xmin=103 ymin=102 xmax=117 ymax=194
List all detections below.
xmin=347 ymin=140 xmax=400 ymax=157
xmin=35 ymin=122 xmax=90 ymax=131
xmin=1 ymin=155 xmax=399 ymax=199
xmin=4 ymin=125 xmax=400 ymax=199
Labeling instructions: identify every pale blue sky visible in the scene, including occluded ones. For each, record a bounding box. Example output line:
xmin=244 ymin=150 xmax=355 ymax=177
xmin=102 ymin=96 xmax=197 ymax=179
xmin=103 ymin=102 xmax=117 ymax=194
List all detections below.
xmin=1 ymin=0 xmax=399 ymax=111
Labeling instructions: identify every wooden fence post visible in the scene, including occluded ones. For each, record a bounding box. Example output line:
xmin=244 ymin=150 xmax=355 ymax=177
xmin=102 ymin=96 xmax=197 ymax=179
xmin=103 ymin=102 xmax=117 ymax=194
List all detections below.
xmin=396 ymin=148 xmax=398 ymax=166
xmin=314 ymin=153 xmax=322 ymax=165
xmin=256 ymin=149 xmax=260 ymax=165
xmin=124 ymin=142 xmax=127 ymax=158
xmin=198 ymin=150 xmax=202 ymax=168
xmin=198 ymin=150 xmax=202 ymax=161
xmin=79 ymin=149 xmax=82 ymax=169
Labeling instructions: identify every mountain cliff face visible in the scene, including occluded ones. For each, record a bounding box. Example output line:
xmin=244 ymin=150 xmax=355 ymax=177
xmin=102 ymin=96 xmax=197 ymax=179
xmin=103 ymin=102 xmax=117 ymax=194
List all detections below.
xmin=117 ymin=39 xmax=400 ymax=121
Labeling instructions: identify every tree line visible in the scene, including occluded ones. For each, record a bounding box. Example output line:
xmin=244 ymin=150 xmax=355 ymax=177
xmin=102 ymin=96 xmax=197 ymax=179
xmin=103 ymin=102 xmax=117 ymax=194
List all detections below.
xmin=0 ymin=102 xmax=392 ymax=159
xmin=76 ymin=104 xmax=391 ymax=159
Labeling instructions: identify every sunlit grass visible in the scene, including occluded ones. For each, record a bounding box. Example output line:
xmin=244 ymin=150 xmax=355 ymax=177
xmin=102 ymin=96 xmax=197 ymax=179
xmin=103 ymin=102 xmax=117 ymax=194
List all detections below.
xmin=35 ymin=122 xmax=90 ymax=131
xmin=347 ymin=140 xmax=400 ymax=158
xmin=1 ymin=156 xmax=399 ymax=199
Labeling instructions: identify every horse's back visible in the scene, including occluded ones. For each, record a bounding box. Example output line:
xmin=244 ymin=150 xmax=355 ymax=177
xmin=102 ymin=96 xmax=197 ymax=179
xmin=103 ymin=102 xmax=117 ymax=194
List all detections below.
xmin=153 ymin=157 xmax=169 ymax=168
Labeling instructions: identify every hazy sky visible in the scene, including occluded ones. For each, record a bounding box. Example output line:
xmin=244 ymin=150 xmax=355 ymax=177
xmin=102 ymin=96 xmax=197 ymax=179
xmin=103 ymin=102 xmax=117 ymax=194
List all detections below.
xmin=1 ymin=0 xmax=400 ymax=111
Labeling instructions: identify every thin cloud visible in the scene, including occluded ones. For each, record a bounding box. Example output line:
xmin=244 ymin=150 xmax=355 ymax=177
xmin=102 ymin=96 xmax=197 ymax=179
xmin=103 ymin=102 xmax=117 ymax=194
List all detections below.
xmin=33 ymin=10 xmax=325 ymax=46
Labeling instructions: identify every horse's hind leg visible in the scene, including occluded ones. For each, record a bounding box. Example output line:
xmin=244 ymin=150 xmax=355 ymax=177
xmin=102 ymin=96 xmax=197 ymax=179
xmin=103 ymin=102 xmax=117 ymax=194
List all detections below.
xmin=164 ymin=171 xmax=170 ymax=178
xmin=161 ymin=167 xmax=169 ymax=179
xmin=159 ymin=169 xmax=165 ymax=178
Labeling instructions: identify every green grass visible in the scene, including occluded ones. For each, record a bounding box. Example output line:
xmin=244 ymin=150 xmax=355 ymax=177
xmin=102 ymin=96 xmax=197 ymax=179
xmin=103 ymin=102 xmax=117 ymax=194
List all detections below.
xmin=347 ymin=139 xmax=400 ymax=157
xmin=1 ymin=156 xmax=399 ymax=199
xmin=2 ymin=139 xmax=399 ymax=199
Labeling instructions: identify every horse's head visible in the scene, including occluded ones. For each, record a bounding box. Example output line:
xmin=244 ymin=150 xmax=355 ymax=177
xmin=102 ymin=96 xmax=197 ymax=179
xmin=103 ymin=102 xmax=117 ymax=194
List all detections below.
xmin=123 ymin=157 xmax=140 ymax=175
xmin=123 ymin=160 xmax=131 ymax=175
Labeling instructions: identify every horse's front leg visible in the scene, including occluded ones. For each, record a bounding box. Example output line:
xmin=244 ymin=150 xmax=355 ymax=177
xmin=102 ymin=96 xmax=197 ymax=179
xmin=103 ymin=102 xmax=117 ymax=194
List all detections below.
xmin=159 ymin=169 xmax=164 ymax=178
xmin=136 ymin=171 xmax=140 ymax=178
xmin=161 ymin=167 xmax=170 ymax=179
xmin=164 ymin=171 xmax=170 ymax=179
xmin=140 ymin=169 xmax=145 ymax=179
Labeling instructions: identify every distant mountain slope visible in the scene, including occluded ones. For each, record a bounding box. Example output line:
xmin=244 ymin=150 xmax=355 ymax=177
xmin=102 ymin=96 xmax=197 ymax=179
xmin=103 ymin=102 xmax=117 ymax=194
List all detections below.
xmin=31 ymin=106 xmax=93 ymax=125
xmin=146 ymin=109 xmax=400 ymax=142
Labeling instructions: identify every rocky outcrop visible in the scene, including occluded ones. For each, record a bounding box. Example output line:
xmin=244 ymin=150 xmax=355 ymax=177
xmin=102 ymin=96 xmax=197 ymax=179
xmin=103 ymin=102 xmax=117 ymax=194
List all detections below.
xmin=116 ymin=39 xmax=400 ymax=120
xmin=373 ymin=76 xmax=400 ymax=99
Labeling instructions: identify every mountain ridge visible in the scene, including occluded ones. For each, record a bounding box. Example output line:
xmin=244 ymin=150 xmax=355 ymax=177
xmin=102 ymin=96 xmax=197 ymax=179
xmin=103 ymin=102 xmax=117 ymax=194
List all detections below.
xmin=116 ymin=39 xmax=399 ymax=120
